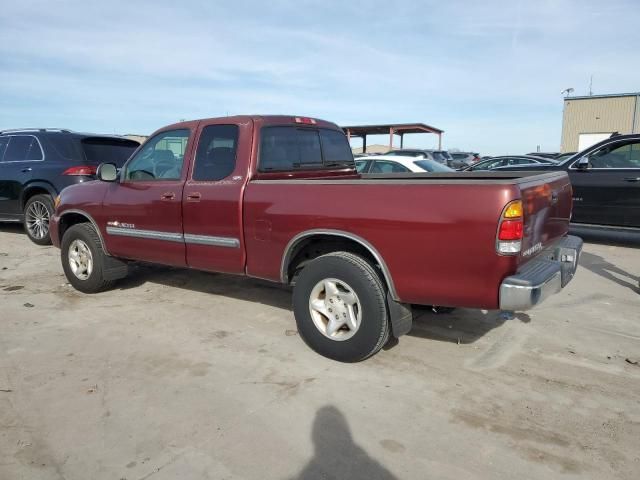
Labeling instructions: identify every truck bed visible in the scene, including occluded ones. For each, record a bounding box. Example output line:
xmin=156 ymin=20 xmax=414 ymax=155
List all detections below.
xmin=244 ymin=171 xmax=572 ymax=309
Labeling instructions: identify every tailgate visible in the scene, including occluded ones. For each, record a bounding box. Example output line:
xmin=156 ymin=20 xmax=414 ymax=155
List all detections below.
xmin=518 ymin=172 xmax=572 ymax=263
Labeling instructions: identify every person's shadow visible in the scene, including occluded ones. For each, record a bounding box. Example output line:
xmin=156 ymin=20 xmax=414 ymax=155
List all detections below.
xmin=580 ymin=251 xmax=640 ymax=293
xmin=291 ymin=406 xmax=398 ymax=480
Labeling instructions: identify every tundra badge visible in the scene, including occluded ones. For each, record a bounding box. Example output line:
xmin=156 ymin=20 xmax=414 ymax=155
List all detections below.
xmin=107 ymin=221 xmax=135 ymax=229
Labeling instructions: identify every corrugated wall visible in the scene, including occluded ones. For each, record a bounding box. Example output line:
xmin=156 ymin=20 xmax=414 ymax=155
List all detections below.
xmin=560 ymin=96 xmax=638 ymax=152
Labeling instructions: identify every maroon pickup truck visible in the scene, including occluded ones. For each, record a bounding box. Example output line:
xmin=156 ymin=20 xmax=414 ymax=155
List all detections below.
xmin=50 ymin=115 xmax=582 ymax=361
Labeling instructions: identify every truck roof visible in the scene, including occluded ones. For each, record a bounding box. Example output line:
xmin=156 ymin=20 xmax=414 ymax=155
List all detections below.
xmin=157 ymin=115 xmax=342 ymax=133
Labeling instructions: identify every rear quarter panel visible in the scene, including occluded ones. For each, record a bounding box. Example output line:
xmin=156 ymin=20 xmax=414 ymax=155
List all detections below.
xmin=243 ymin=179 xmax=522 ymax=309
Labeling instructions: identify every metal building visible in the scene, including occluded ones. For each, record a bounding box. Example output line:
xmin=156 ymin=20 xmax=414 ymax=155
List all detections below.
xmin=561 ymin=92 xmax=640 ymax=153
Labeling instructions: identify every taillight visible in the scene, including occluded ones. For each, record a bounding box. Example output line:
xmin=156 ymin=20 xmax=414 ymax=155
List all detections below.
xmin=496 ymin=200 xmax=523 ymax=255
xmin=62 ymin=166 xmax=97 ymax=176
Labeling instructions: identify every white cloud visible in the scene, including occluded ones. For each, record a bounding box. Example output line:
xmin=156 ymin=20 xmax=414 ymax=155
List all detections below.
xmin=1 ymin=0 xmax=638 ymax=154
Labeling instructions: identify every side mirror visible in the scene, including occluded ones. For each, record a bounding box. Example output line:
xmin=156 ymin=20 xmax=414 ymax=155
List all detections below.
xmin=576 ymin=156 xmax=590 ymax=170
xmin=97 ymin=163 xmax=118 ymax=182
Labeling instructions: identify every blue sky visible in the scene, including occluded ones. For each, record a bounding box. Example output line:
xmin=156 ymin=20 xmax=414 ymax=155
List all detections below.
xmin=1 ymin=0 xmax=639 ymax=155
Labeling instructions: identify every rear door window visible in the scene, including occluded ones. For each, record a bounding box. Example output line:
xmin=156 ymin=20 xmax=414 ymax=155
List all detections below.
xmin=370 ymin=160 xmax=410 ymax=173
xmin=3 ymin=135 xmax=43 ymax=161
xmin=193 ymin=125 xmax=239 ymax=181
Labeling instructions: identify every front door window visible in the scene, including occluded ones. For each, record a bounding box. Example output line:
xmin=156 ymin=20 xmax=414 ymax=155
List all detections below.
xmin=124 ymin=129 xmax=190 ymax=181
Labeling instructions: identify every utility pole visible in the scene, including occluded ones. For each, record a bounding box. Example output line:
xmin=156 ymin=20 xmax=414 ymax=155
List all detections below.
xmin=589 ymin=75 xmax=593 ymax=96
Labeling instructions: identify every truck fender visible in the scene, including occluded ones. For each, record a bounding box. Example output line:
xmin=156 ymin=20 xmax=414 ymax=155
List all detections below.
xmin=281 ymin=229 xmax=400 ymax=301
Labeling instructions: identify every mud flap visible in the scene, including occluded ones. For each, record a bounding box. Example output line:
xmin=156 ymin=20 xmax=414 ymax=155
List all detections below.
xmin=387 ymin=292 xmax=413 ymax=337
xmin=102 ymin=255 xmax=129 ymax=281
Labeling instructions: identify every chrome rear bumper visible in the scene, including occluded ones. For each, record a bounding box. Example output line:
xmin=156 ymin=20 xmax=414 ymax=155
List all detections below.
xmin=499 ymin=235 xmax=583 ymax=311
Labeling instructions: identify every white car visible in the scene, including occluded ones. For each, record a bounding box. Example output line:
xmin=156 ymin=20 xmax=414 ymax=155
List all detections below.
xmin=355 ymin=155 xmax=455 ymax=174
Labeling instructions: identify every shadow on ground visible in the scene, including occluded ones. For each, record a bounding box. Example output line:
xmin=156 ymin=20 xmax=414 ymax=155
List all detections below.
xmin=117 ymin=264 xmax=521 ymax=346
xmin=118 ymin=263 xmax=293 ymax=311
xmin=407 ymin=307 xmax=529 ymax=345
xmin=0 ymin=223 xmax=25 ymax=236
xmin=580 ymin=251 xmax=639 ymax=293
xmin=290 ymin=405 xmax=398 ymax=480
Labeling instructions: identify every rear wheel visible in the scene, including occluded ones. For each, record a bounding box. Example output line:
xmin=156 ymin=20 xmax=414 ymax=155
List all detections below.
xmin=61 ymin=223 xmax=115 ymax=293
xmin=292 ymin=252 xmax=390 ymax=362
xmin=24 ymin=194 xmax=54 ymax=245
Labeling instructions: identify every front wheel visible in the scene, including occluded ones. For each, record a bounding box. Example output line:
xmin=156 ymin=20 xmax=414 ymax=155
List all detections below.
xmin=292 ymin=252 xmax=390 ymax=362
xmin=61 ymin=223 xmax=115 ymax=293
xmin=24 ymin=194 xmax=54 ymax=245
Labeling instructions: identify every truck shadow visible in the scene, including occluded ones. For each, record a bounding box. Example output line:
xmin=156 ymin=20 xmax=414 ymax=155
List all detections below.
xmin=407 ymin=307 xmax=530 ymax=345
xmin=118 ymin=264 xmax=520 ymax=346
xmin=117 ymin=263 xmax=293 ymax=311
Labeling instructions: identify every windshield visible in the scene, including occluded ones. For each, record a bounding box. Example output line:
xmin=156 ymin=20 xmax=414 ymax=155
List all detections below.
xmin=414 ymin=160 xmax=454 ymax=172
xmin=82 ymin=138 xmax=139 ymax=167
xmin=431 ymin=152 xmax=448 ymax=163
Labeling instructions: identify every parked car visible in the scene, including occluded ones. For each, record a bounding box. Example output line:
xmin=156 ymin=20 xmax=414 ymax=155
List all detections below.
xmin=526 ymin=152 xmax=561 ymax=159
xmin=449 ymin=152 xmax=481 ymax=168
xmin=494 ymin=134 xmax=640 ymax=230
xmin=355 ymin=155 xmax=454 ymax=174
xmin=50 ymin=115 xmax=581 ymax=362
xmin=384 ymin=149 xmax=454 ymax=167
xmin=0 ymin=129 xmax=140 ymax=244
xmin=462 ymin=155 xmax=555 ymax=171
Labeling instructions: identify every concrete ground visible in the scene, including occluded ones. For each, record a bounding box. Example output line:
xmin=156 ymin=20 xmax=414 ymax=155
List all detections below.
xmin=1 ymin=223 xmax=639 ymax=480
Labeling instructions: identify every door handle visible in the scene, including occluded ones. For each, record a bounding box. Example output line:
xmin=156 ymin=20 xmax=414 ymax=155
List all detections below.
xmin=161 ymin=192 xmax=176 ymax=200
xmin=623 ymin=177 xmax=640 ymax=182
xmin=21 ymin=167 xmax=32 ymax=173
xmin=186 ymin=192 xmax=201 ymax=202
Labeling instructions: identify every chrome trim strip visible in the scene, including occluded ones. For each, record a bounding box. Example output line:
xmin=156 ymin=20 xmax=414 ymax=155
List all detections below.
xmin=59 ymin=209 xmax=110 ymax=255
xmin=184 ymin=233 xmax=240 ymax=248
xmin=103 ymin=227 xmax=240 ymax=248
xmin=106 ymin=226 xmax=183 ymax=242
xmin=280 ymin=228 xmax=400 ymax=301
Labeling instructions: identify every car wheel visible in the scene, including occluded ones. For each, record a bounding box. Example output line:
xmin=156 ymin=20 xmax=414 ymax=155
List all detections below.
xmin=292 ymin=252 xmax=390 ymax=362
xmin=61 ymin=223 xmax=115 ymax=293
xmin=23 ymin=194 xmax=54 ymax=245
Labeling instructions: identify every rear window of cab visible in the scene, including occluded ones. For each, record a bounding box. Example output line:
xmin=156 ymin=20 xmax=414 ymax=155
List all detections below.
xmin=259 ymin=126 xmax=354 ymax=171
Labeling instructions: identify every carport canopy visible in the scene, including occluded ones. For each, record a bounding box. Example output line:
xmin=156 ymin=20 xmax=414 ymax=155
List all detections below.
xmin=342 ymin=123 xmax=444 ymax=153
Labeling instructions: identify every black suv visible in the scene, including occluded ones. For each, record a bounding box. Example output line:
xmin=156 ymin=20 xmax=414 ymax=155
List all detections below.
xmin=491 ymin=134 xmax=640 ymax=231
xmin=0 ymin=129 xmax=139 ymax=244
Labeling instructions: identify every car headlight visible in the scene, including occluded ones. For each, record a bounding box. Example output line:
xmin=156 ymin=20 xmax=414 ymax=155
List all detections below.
xmin=54 ymin=195 xmax=61 ymax=209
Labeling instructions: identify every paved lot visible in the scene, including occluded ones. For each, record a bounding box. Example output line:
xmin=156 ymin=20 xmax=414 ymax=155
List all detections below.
xmin=1 ymin=223 xmax=639 ymax=480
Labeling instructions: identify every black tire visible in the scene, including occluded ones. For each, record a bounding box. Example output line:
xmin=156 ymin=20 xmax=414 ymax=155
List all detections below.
xmin=23 ymin=194 xmax=54 ymax=245
xmin=292 ymin=252 xmax=390 ymax=362
xmin=61 ymin=223 xmax=115 ymax=293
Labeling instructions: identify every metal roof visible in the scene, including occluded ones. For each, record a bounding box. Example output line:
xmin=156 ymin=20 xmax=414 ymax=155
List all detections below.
xmin=342 ymin=123 xmax=444 ymax=136
xmin=565 ymin=92 xmax=640 ymax=101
